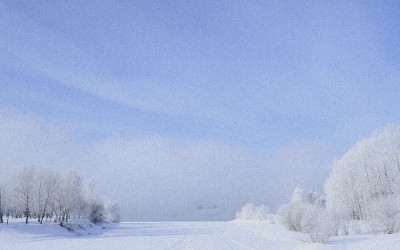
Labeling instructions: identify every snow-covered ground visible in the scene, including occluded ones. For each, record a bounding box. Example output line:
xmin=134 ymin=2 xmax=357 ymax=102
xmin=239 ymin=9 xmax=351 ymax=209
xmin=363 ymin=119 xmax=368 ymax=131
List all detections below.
xmin=1 ymin=220 xmax=400 ymax=249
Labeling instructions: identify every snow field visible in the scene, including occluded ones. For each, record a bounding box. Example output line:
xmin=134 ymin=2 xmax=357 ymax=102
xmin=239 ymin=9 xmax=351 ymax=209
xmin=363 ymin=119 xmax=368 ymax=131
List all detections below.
xmin=2 ymin=220 xmax=400 ymax=249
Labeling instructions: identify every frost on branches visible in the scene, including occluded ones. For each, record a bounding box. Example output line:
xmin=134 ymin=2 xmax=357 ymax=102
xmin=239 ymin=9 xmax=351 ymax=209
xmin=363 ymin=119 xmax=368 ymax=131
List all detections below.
xmin=0 ymin=166 xmax=120 ymax=227
xmin=325 ymin=124 xmax=400 ymax=234
xmin=278 ymin=187 xmax=333 ymax=243
xmin=271 ymin=125 xmax=400 ymax=243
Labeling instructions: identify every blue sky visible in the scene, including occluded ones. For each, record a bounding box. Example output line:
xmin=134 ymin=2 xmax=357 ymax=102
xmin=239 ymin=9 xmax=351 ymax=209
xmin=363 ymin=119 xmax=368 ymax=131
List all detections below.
xmin=1 ymin=0 xmax=400 ymax=220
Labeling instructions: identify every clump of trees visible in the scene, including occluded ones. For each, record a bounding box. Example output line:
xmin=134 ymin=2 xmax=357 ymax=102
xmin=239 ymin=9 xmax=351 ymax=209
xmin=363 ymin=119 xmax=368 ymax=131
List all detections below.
xmin=278 ymin=124 xmax=400 ymax=243
xmin=325 ymin=124 xmax=400 ymax=234
xmin=0 ymin=166 xmax=119 ymax=226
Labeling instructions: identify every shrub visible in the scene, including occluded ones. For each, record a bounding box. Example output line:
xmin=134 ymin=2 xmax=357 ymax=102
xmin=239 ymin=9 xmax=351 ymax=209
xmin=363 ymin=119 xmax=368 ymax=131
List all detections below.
xmin=300 ymin=205 xmax=334 ymax=243
xmin=366 ymin=196 xmax=400 ymax=234
xmin=235 ymin=203 xmax=269 ymax=221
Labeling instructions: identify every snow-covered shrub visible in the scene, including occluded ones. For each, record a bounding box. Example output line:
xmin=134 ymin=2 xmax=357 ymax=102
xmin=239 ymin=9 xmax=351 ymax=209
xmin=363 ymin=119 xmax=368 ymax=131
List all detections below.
xmin=278 ymin=187 xmax=334 ymax=243
xmin=88 ymin=200 xmax=105 ymax=224
xmin=278 ymin=187 xmax=326 ymax=232
xmin=235 ymin=203 xmax=269 ymax=220
xmin=84 ymin=182 xmax=120 ymax=224
xmin=300 ymin=204 xmax=334 ymax=243
xmin=278 ymin=202 xmax=303 ymax=231
xmin=366 ymin=195 xmax=400 ymax=234
xmin=87 ymin=199 xmax=119 ymax=224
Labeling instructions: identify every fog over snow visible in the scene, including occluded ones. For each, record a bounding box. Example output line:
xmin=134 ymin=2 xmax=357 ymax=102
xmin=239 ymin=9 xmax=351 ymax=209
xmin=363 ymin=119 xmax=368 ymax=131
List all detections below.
xmin=0 ymin=0 xmax=399 ymax=221
xmin=0 ymin=108 xmax=332 ymax=220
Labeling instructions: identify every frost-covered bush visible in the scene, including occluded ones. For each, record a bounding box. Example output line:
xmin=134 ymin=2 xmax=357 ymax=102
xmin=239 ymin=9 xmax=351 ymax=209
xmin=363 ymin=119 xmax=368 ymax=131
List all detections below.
xmin=278 ymin=187 xmax=326 ymax=232
xmin=366 ymin=196 xmax=400 ymax=234
xmin=300 ymin=204 xmax=333 ymax=243
xmin=278 ymin=202 xmax=304 ymax=231
xmin=87 ymin=199 xmax=120 ymax=224
xmin=235 ymin=203 xmax=269 ymax=221
xmin=84 ymin=182 xmax=120 ymax=224
xmin=88 ymin=200 xmax=105 ymax=224
xmin=278 ymin=187 xmax=333 ymax=243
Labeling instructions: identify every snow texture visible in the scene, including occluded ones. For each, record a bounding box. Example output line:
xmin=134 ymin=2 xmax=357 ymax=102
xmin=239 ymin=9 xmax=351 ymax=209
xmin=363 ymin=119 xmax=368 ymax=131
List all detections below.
xmin=2 ymin=220 xmax=400 ymax=249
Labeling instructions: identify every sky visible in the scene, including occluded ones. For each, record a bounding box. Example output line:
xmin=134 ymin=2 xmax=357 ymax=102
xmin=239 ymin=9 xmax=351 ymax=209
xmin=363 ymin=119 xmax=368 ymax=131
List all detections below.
xmin=0 ymin=0 xmax=399 ymax=221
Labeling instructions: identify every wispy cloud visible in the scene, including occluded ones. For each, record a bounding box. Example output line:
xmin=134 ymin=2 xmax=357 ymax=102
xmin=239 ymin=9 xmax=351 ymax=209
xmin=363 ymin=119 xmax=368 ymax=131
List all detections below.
xmin=3 ymin=1 xmax=388 ymax=139
xmin=0 ymin=3 xmax=247 ymax=128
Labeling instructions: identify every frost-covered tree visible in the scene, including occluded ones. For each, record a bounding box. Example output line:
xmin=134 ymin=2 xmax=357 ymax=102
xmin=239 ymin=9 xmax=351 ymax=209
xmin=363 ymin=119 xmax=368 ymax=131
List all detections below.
xmin=325 ymin=124 xmax=400 ymax=234
xmin=54 ymin=170 xmax=82 ymax=226
xmin=2 ymin=178 xmax=17 ymax=224
xmin=1 ymin=166 xmax=119 ymax=226
xmin=13 ymin=166 xmax=36 ymax=223
xmin=35 ymin=169 xmax=59 ymax=223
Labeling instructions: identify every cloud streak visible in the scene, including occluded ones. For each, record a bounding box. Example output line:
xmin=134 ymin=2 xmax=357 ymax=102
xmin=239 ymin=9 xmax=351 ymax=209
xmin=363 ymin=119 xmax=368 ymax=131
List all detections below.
xmin=0 ymin=3 xmax=240 ymax=126
xmin=4 ymin=0 xmax=396 ymax=140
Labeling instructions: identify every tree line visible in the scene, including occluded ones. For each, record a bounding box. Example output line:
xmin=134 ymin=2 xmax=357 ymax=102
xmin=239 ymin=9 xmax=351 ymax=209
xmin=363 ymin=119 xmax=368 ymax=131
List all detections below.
xmin=0 ymin=166 xmax=119 ymax=226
